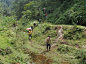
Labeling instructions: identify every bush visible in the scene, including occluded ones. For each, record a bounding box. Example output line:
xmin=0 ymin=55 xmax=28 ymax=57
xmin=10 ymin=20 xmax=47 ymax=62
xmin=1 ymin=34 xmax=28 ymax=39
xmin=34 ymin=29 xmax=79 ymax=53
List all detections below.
xmin=32 ymin=23 xmax=51 ymax=37
xmin=1 ymin=16 xmax=17 ymax=28
xmin=75 ymin=49 xmax=86 ymax=64
xmin=57 ymin=44 xmax=70 ymax=53
xmin=0 ymin=61 xmax=4 ymax=64
xmin=6 ymin=30 xmax=15 ymax=37
xmin=47 ymin=30 xmax=57 ymax=37
xmin=63 ymin=25 xmax=84 ymax=40
xmin=0 ymin=27 xmax=4 ymax=31
xmin=0 ymin=47 xmax=12 ymax=56
xmin=5 ymin=47 xmax=12 ymax=54
xmin=1 ymin=50 xmax=6 ymax=56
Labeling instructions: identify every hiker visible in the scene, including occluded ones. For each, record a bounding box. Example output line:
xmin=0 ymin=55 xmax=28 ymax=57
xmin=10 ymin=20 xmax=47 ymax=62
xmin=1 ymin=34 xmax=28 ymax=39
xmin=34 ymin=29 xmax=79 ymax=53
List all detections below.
xmin=45 ymin=13 xmax=48 ymax=19
xmin=43 ymin=7 xmax=46 ymax=14
xmin=28 ymin=29 xmax=32 ymax=39
xmin=31 ymin=26 xmax=33 ymax=31
xmin=47 ymin=10 xmax=50 ymax=14
xmin=33 ymin=22 xmax=36 ymax=28
xmin=17 ymin=62 xmax=19 ymax=64
xmin=45 ymin=36 xmax=51 ymax=51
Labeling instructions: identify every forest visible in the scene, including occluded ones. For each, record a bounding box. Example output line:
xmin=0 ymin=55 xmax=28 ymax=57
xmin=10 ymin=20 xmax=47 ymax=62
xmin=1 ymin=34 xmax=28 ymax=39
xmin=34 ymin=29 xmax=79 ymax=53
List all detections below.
xmin=0 ymin=0 xmax=86 ymax=26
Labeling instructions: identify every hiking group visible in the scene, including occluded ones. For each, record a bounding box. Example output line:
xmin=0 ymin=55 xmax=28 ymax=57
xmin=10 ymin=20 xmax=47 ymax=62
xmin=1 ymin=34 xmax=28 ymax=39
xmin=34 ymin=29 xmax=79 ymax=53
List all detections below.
xmin=26 ymin=22 xmax=36 ymax=39
xmin=26 ymin=21 xmax=51 ymax=52
xmin=26 ymin=7 xmax=52 ymax=51
xmin=37 ymin=7 xmax=50 ymax=23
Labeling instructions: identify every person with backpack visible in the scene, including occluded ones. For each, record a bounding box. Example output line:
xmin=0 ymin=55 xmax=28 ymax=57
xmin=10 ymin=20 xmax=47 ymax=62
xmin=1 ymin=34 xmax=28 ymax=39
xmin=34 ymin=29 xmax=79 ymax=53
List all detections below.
xmin=47 ymin=10 xmax=50 ymax=14
xmin=28 ymin=29 xmax=32 ymax=39
xmin=45 ymin=36 xmax=51 ymax=51
xmin=33 ymin=22 xmax=36 ymax=28
xmin=43 ymin=7 xmax=46 ymax=14
xmin=45 ymin=13 xmax=48 ymax=19
xmin=31 ymin=26 xmax=33 ymax=31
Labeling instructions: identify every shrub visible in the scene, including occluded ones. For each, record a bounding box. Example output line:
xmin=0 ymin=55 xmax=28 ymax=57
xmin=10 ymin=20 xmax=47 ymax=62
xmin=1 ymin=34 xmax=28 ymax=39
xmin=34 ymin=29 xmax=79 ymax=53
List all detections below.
xmin=63 ymin=25 xmax=84 ymax=40
xmin=47 ymin=30 xmax=57 ymax=37
xmin=1 ymin=50 xmax=6 ymax=56
xmin=0 ymin=61 xmax=4 ymax=64
xmin=6 ymin=30 xmax=15 ymax=37
xmin=1 ymin=16 xmax=17 ymax=28
xmin=0 ymin=47 xmax=12 ymax=56
xmin=32 ymin=23 xmax=51 ymax=37
xmin=57 ymin=44 xmax=70 ymax=53
xmin=0 ymin=27 xmax=4 ymax=31
xmin=5 ymin=47 xmax=12 ymax=54
xmin=75 ymin=49 xmax=86 ymax=64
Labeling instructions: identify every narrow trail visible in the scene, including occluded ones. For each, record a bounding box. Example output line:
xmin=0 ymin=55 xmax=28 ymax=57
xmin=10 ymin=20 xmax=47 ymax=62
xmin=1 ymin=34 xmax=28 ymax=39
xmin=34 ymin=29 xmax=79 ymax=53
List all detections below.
xmin=51 ymin=26 xmax=63 ymax=47
xmin=40 ymin=26 xmax=63 ymax=54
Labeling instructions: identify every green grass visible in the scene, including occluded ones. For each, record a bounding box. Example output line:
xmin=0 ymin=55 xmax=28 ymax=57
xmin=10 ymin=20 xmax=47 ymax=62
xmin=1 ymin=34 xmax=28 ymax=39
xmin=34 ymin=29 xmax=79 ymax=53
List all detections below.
xmin=0 ymin=16 xmax=86 ymax=64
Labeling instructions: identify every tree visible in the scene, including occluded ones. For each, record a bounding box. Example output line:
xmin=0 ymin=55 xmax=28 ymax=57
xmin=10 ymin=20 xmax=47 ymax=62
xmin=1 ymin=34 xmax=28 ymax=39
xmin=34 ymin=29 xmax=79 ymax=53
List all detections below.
xmin=13 ymin=0 xmax=34 ymax=19
xmin=22 ymin=1 xmax=40 ymax=20
xmin=0 ymin=0 xmax=16 ymax=16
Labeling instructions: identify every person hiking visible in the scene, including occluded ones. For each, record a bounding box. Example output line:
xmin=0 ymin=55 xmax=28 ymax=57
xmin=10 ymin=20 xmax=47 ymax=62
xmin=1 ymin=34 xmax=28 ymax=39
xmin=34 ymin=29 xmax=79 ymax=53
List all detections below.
xmin=45 ymin=13 xmax=48 ymax=19
xmin=17 ymin=62 xmax=19 ymax=64
xmin=45 ymin=36 xmax=51 ymax=51
xmin=31 ymin=26 xmax=33 ymax=31
xmin=47 ymin=10 xmax=50 ymax=14
xmin=43 ymin=7 xmax=46 ymax=14
xmin=28 ymin=29 xmax=32 ymax=39
xmin=33 ymin=22 xmax=36 ymax=28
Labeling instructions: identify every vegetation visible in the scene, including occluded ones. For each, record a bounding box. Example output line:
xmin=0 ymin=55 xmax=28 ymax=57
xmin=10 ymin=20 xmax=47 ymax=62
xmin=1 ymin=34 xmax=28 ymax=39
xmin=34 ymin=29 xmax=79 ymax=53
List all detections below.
xmin=63 ymin=25 xmax=85 ymax=40
xmin=0 ymin=0 xmax=86 ymax=64
xmin=0 ymin=0 xmax=15 ymax=16
xmin=12 ymin=0 xmax=86 ymax=26
xmin=1 ymin=0 xmax=86 ymax=26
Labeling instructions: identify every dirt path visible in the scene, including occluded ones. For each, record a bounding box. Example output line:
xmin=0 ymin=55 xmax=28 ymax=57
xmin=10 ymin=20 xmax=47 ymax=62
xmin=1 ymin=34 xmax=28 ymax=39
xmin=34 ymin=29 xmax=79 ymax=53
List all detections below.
xmin=51 ymin=26 xmax=63 ymax=47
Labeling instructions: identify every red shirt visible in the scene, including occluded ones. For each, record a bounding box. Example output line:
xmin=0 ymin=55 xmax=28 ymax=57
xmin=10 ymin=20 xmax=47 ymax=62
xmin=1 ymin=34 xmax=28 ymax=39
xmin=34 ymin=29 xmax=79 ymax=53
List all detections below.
xmin=34 ymin=23 xmax=36 ymax=25
xmin=45 ymin=14 xmax=48 ymax=16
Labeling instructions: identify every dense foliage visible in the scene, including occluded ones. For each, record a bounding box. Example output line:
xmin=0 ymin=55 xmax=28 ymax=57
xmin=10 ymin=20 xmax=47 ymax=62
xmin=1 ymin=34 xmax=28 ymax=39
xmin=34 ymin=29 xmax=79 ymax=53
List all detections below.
xmin=63 ymin=25 xmax=85 ymax=40
xmin=0 ymin=0 xmax=15 ymax=16
xmin=0 ymin=0 xmax=86 ymax=64
xmin=1 ymin=0 xmax=86 ymax=26
xmin=11 ymin=0 xmax=86 ymax=26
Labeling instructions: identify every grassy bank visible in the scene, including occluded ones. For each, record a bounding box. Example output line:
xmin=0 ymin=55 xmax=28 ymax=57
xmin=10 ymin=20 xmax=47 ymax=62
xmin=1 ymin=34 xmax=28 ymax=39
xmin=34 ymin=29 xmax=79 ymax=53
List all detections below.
xmin=0 ymin=16 xmax=86 ymax=64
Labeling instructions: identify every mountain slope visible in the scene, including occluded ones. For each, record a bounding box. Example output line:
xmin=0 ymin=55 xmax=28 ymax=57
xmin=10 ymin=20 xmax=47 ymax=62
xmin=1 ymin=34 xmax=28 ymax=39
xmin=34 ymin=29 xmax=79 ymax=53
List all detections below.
xmin=0 ymin=16 xmax=86 ymax=64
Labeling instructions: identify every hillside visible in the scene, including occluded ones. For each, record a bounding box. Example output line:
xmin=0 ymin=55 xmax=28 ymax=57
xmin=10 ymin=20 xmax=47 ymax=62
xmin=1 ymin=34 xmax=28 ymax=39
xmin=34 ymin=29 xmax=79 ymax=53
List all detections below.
xmin=0 ymin=0 xmax=86 ymax=64
xmin=1 ymin=0 xmax=86 ymax=25
xmin=0 ymin=16 xmax=86 ymax=64
xmin=13 ymin=0 xmax=86 ymax=26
